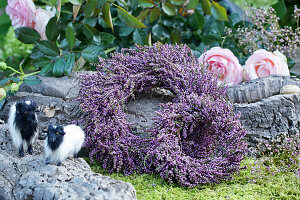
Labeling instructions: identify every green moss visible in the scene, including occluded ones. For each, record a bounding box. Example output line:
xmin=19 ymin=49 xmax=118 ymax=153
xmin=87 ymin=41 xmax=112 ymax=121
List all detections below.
xmin=88 ymin=158 xmax=300 ymax=200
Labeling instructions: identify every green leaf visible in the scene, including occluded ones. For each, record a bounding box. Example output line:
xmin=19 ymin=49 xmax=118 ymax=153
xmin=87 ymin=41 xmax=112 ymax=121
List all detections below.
xmin=201 ymin=35 xmax=221 ymax=45
xmin=116 ymin=5 xmax=147 ymax=28
xmin=0 ymin=13 xmax=10 ymax=37
xmin=150 ymin=7 xmax=160 ymax=22
xmin=202 ymin=0 xmax=211 ymax=15
xmin=73 ymin=4 xmax=81 ymax=20
xmin=66 ymin=24 xmax=76 ymax=49
xmin=82 ymin=23 xmax=100 ymax=39
xmin=23 ymin=76 xmax=41 ymax=85
xmin=37 ymin=41 xmax=60 ymax=57
xmin=29 ymin=45 xmax=41 ymax=60
xmin=272 ymin=0 xmax=286 ymax=19
xmin=64 ymin=53 xmax=76 ymax=76
xmin=287 ymin=57 xmax=296 ymax=69
xmin=119 ymin=26 xmax=134 ymax=36
xmin=15 ymin=27 xmax=41 ymax=44
xmin=137 ymin=0 xmax=154 ymax=8
xmin=170 ymin=29 xmax=181 ymax=44
xmin=98 ymin=0 xmax=106 ymax=7
xmin=133 ymin=29 xmax=143 ymax=45
xmin=162 ymin=19 xmax=173 ymax=27
xmin=9 ymin=77 xmax=21 ymax=82
xmin=152 ymin=24 xmax=162 ymax=38
xmin=84 ymin=0 xmax=98 ymax=17
xmin=84 ymin=17 xmax=98 ymax=26
xmin=32 ymin=57 xmax=51 ymax=69
xmin=162 ymin=2 xmax=176 ymax=16
xmin=190 ymin=10 xmax=205 ymax=29
xmin=46 ymin=16 xmax=61 ymax=42
xmin=100 ymin=32 xmax=115 ymax=45
xmin=4 ymin=56 xmax=20 ymax=77
xmin=170 ymin=0 xmax=184 ymax=6
xmin=5 ymin=56 xmax=19 ymax=70
xmin=102 ymin=2 xmax=114 ymax=32
xmin=68 ymin=0 xmax=82 ymax=4
xmin=39 ymin=62 xmax=54 ymax=76
xmin=137 ymin=9 xmax=151 ymax=21
xmin=53 ymin=56 xmax=66 ymax=77
xmin=0 ymin=78 xmax=10 ymax=87
xmin=229 ymin=13 xmax=242 ymax=26
xmin=185 ymin=0 xmax=199 ymax=10
xmin=82 ymin=45 xmax=107 ymax=63
xmin=146 ymin=32 xmax=152 ymax=46
xmin=210 ymin=1 xmax=228 ymax=21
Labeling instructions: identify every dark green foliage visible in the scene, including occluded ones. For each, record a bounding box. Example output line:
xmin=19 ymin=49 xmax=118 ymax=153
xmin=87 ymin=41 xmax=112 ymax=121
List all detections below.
xmin=15 ymin=27 xmax=41 ymax=44
xmin=6 ymin=0 xmax=233 ymax=79
xmin=46 ymin=17 xmax=61 ymax=42
xmin=0 ymin=1 xmax=10 ymax=45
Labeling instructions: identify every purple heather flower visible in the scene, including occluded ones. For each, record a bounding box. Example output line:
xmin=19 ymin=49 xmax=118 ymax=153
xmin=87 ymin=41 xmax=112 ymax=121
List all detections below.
xmin=77 ymin=43 xmax=247 ymax=187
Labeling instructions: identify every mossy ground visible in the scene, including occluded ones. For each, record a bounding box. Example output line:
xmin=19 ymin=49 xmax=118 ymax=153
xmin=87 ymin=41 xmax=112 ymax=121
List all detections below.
xmin=88 ymin=158 xmax=299 ymax=200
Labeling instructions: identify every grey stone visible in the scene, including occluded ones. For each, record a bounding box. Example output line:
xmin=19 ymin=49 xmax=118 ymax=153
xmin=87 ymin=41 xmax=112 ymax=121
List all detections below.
xmin=0 ymin=124 xmax=137 ymax=200
xmin=0 ymin=73 xmax=84 ymax=131
xmin=234 ymin=94 xmax=300 ymax=146
xmin=227 ymin=75 xmax=300 ymax=103
xmin=18 ymin=74 xmax=80 ymax=100
xmin=125 ymin=89 xmax=172 ymax=135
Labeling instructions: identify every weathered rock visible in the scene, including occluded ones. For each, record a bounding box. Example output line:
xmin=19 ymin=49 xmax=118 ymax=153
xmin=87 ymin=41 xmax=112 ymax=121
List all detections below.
xmin=227 ymin=75 xmax=300 ymax=103
xmin=125 ymin=89 xmax=173 ymax=135
xmin=234 ymin=94 xmax=300 ymax=146
xmin=0 ymin=74 xmax=83 ymax=131
xmin=0 ymin=124 xmax=137 ymax=200
xmin=18 ymin=75 xmax=80 ymax=100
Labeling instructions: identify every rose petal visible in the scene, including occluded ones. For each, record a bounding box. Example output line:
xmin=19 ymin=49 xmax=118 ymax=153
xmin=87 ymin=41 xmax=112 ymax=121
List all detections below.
xmin=198 ymin=47 xmax=243 ymax=86
xmin=257 ymin=66 xmax=270 ymax=77
xmin=245 ymin=49 xmax=290 ymax=81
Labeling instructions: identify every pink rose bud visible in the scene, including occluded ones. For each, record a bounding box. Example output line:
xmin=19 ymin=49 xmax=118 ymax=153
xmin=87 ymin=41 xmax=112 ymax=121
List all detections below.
xmin=34 ymin=8 xmax=55 ymax=40
xmin=6 ymin=0 xmax=36 ymax=28
xmin=10 ymin=83 xmax=20 ymax=93
xmin=198 ymin=47 xmax=243 ymax=86
xmin=243 ymin=49 xmax=290 ymax=81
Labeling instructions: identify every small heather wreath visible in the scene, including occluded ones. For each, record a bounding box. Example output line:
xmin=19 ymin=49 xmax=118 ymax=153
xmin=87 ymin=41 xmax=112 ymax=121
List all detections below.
xmin=77 ymin=43 xmax=247 ymax=187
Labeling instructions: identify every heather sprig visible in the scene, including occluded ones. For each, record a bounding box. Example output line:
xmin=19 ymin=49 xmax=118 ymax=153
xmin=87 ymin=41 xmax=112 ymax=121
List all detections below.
xmin=77 ymin=43 xmax=247 ymax=187
xmin=258 ymin=133 xmax=300 ymax=173
xmin=226 ymin=5 xmax=300 ymax=58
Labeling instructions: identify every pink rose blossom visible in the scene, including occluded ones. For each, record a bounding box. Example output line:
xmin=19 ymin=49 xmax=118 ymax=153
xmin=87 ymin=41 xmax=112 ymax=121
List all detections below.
xmin=6 ymin=0 xmax=55 ymax=40
xmin=6 ymin=0 xmax=36 ymax=28
xmin=198 ymin=47 xmax=243 ymax=86
xmin=244 ymin=49 xmax=290 ymax=81
xmin=34 ymin=8 xmax=55 ymax=40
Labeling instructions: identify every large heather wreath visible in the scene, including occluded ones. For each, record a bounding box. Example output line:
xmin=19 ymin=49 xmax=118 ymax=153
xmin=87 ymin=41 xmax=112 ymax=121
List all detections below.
xmin=77 ymin=43 xmax=247 ymax=187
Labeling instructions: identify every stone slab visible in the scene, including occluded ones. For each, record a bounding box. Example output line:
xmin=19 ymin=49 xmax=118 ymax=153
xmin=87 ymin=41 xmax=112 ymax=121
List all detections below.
xmin=0 ymin=124 xmax=137 ymax=200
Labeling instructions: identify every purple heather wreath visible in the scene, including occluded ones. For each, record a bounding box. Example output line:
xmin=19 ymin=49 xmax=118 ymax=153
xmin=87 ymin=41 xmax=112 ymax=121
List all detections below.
xmin=77 ymin=43 xmax=247 ymax=187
